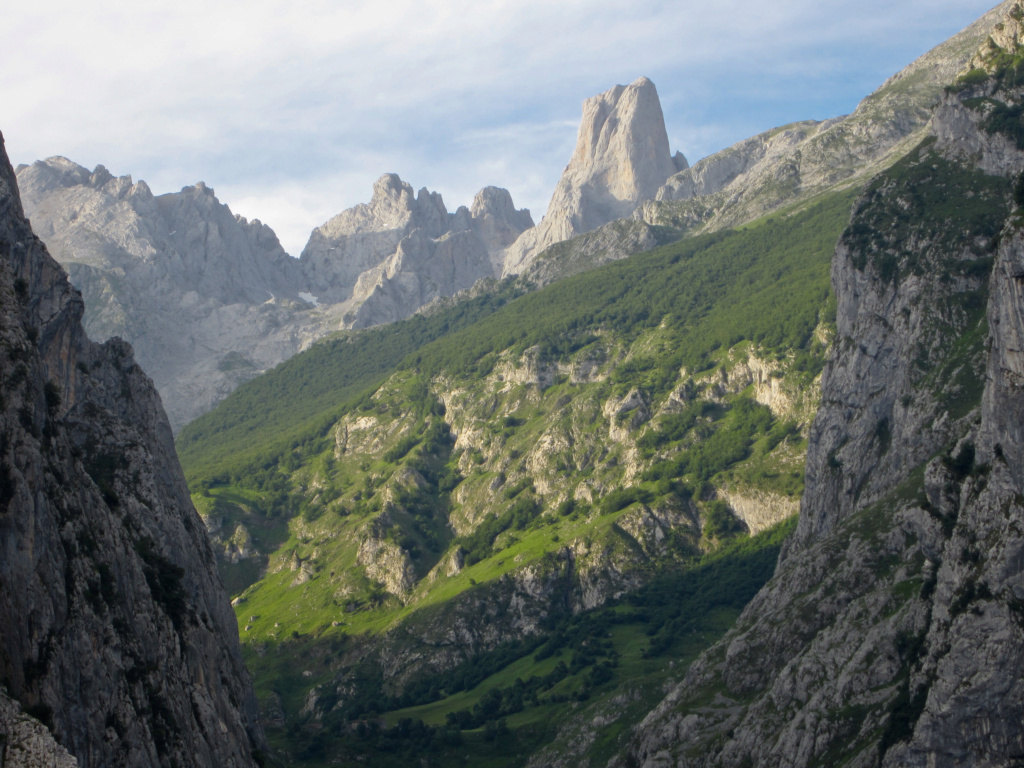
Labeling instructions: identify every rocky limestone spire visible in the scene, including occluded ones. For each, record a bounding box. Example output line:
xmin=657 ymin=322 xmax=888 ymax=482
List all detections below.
xmin=501 ymin=76 xmax=683 ymax=276
xmin=639 ymin=0 xmax=1017 ymax=237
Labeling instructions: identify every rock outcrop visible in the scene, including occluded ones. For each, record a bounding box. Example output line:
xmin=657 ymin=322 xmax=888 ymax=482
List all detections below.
xmin=0 ymin=134 xmax=263 ymax=766
xmin=622 ymin=13 xmax=1024 ymax=764
xmin=469 ymin=186 xmax=535 ymax=271
xmin=21 ymin=4 xmax=1011 ymax=433
xmin=0 ymin=689 xmax=78 ymax=768
xmin=300 ymin=173 xmax=532 ymax=306
xmin=15 ymin=158 xmax=335 ymax=430
xmin=518 ymin=218 xmax=682 ymax=288
xmin=17 ymin=159 xmax=305 ymax=308
xmin=300 ymin=173 xmax=450 ymax=304
xmin=502 ymin=3 xmax=1015 ymax=322
xmin=19 ymin=163 xmax=534 ymax=430
xmin=347 ymin=228 xmax=494 ymax=329
xmin=501 ymin=76 xmax=683 ymax=276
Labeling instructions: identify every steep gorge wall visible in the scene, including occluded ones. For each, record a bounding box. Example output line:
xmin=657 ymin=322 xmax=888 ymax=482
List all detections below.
xmin=622 ymin=49 xmax=1024 ymax=768
xmin=0 ymin=134 xmax=263 ymax=766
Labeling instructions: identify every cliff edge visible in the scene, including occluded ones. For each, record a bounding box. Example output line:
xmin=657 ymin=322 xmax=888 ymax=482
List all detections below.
xmin=0 ymin=133 xmax=263 ymax=766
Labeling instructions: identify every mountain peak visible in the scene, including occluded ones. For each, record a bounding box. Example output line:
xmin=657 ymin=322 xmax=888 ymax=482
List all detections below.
xmin=469 ymin=185 xmax=534 ymax=258
xmin=371 ymin=172 xmax=410 ymax=201
xmin=570 ymin=76 xmax=676 ymax=206
xmin=299 ymin=174 xmax=531 ymax=308
xmin=500 ymin=76 xmax=682 ymax=276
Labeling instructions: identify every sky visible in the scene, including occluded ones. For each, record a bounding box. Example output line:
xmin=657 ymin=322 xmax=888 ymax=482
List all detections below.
xmin=1 ymin=0 xmax=1005 ymax=255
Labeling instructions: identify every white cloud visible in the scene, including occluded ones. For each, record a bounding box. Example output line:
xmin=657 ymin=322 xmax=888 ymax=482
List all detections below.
xmin=1 ymin=0 xmax=1003 ymax=251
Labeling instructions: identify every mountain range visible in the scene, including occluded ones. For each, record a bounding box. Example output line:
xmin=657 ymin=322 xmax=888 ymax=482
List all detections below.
xmin=19 ymin=2 xmax=1003 ymax=432
xmin=3 ymin=2 xmax=1024 ymax=767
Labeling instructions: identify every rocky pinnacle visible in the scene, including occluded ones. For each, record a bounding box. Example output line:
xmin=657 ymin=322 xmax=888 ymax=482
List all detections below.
xmin=501 ymin=76 xmax=684 ymax=277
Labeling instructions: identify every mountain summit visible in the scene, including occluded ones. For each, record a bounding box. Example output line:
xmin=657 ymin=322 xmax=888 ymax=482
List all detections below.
xmin=299 ymin=173 xmax=533 ymax=307
xmin=501 ymin=76 xmax=684 ymax=276
xmin=14 ymin=157 xmax=327 ymax=430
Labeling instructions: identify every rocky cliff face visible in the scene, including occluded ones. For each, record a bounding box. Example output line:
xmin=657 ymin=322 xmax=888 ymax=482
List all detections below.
xmin=516 ymin=218 xmax=683 ymax=288
xmin=299 ymin=173 xmax=532 ymax=306
xmin=300 ymin=173 xmax=450 ymax=303
xmin=0 ymin=688 xmax=78 ymax=767
xmin=16 ymin=158 xmax=336 ymax=431
xmin=469 ymin=186 xmax=536 ymax=270
xmin=24 ymin=4 xmax=1013 ymax=433
xmin=17 ymin=158 xmax=305 ymax=308
xmin=0 ymin=135 xmax=262 ymax=766
xmin=214 ymin=223 xmax=834 ymax=727
xmin=622 ymin=16 xmax=1024 ymax=765
xmin=512 ymin=5 xmax=1015 ymax=314
xmin=346 ymin=228 xmax=495 ymax=329
xmin=17 ymin=78 xmax=678 ymax=425
xmin=501 ymin=77 xmax=684 ymax=277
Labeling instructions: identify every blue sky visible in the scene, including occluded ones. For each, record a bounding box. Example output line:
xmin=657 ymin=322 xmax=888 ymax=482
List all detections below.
xmin=1 ymin=0 xmax=1004 ymax=254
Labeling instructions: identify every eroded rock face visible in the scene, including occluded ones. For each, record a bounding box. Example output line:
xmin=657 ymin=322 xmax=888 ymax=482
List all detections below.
xmin=15 ymin=157 xmax=331 ymax=431
xmin=502 ymin=6 xmax=1009 ymax=290
xmin=501 ymin=77 xmax=682 ymax=277
xmin=637 ymin=1 xmax=1013 ymax=236
xmin=469 ymin=186 xmax=536 ymax=271
xmin=300 ymin=174 xmax=450 ymax=304
xmin=0 ymin=689 xmax=78 ymax=768
xmin=300 ymin=174 xmax=532 ymax=307
xmin=0 ymin=134 xmax=263 ymax=766
xmin=348 ymin=228 xmax=495 ymax=329
xmin=19 ymin=164 xmax=533 ymax=430
xmin=718 ymin=488 xmax=798 ymax=535
xmin=621 ymin=16 xmax=1024 ymax=764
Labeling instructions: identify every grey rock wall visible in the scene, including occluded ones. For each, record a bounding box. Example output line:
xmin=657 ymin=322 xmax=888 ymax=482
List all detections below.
xmin=0 ymin=134 xmax=263 ymax=767
xmin=620 ymin=18 xmax=1024 ymax=765
xmin=299 ymin=173 xmax=532 ymax=306
xmin=16 ymin=158 xmax=331 ymax=431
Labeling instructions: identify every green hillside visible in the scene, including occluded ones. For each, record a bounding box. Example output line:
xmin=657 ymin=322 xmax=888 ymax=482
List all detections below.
xmin=180 ymin=190 xmax=853 ymax=486
xmin=178 ymin=188 xmax=858 ymax=767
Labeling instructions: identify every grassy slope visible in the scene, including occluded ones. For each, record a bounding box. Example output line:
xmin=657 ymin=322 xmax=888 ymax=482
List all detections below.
xmin=177 ymin=285 xmax=521 ymax=480
xmin=263 ymin=520 xmax=796 ymax=768
xmin=200 ymin=189 xmax=856 ymax=627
